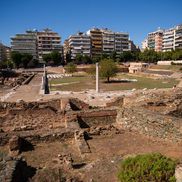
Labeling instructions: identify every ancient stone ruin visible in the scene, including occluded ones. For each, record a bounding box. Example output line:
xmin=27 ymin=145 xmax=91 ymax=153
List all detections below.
xmin=0 ymin=88 xmax=182 ymax=181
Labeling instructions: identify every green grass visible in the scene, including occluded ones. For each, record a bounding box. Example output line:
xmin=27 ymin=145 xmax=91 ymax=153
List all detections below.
xmin=150 ymin=65 xmax=182 ymax=71
xmin=50 ymin=76 xmax=86 ymax=84
xmin=117 ymin=74 xmax=178 ymax=89
xmin=49 ymin=73 xmax=178 ymax=92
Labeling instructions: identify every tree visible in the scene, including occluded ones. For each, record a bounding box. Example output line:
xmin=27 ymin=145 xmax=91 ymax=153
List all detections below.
xmin=11 ymin=51 xmax=22 ymax=68
xmin=65 ymin=51 xmax=72 ymax=63
xmin=43 ymin=54 xmax=52 ymax=64
xmin=110 ymin=51 xmax=117 ymax=61
xmin=0 ymin=69 xmax=17 ymax=85
xmin=172 ymin=50 xmax=182 ymax=60
xmin=21 ymin=53 xmax=33 ymax=68
xmin=75 ymin=54 xmax=83 ymax=64
xmin=51 ymin=51 xmax=63 ymax=65
xmin=101 ymin=53 xmax=109 ymax=59
xmin=0 ymin=60 xmax=13 ymax=69
xmin=163 ymin=51 xmax=172 ymax=60
xmin=82 ymin=55 xmax=93 ymax=64
xmin=132 ymin=50 xmax=141 ymax=61
xmin=139 ymin=49 xmax=160 ymax=63
xmin=65 ymin=62 xmax=76 ymax=73
xmin=100 ymin=59 xmax=117 ymax=83
xmin=123 ymin=51 xmax=133 ymax=62
xmin=27 ymin=59 xmax=39 ymax=68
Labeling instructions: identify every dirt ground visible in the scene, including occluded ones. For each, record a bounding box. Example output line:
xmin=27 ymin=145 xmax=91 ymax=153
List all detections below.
xmin=2 ymin=130 xmax=182 ymax=182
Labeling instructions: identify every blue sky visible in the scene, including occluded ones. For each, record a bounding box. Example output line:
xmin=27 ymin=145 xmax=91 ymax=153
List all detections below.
xmin=0 ymin=0 xmax=182 ymax=47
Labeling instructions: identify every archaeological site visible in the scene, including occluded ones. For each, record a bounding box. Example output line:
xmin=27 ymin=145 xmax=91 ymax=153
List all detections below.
xmin=1 ymin=65 xmax=182 ymax=182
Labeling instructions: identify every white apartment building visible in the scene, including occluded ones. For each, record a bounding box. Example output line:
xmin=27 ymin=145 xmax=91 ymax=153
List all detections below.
xmin=144 ymin=24 xmax=182 ymax=52
xmin=101 ymin=29 xmax=115 ymax=54
xmin=141 ymin=39 xmax=148 ymax=51
xmin=175 ymin=24 xmax=182 ymax=50
xmin=68 ymin=32 xmax=91 ymax=60
xmin=115 ymin=32 xmax=129 ymax=54
xmin=11 ymin=30 xmax=37 ymax=59
xmin=162 ymin=28 xmax=175 ymax=52
xmin=101 ymin=29 xmax=129 ymax=54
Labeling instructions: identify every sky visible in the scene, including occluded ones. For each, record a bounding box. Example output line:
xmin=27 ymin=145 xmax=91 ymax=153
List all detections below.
xmin=0 ymin=0 xmax=182 ymax=47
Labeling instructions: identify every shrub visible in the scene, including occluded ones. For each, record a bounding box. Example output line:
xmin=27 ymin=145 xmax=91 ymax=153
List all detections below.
xmin=118 ymin=153 xmax=176 ymax=182
xmin=65 ymin=62 xmax=77 ymax=73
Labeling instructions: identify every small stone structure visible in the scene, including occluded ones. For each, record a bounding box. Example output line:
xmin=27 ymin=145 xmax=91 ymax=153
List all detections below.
xmin=129 ymin=62 xmax=148 ymax=73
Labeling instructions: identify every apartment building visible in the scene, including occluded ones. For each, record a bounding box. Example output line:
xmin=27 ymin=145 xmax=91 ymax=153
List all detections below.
xmin=87 ymin=28 xmax=129 ymax=58
xmin=0 ymin=43 xmax=5 ymax=62
xmin=162 ymin=28 xmax=175 ymax=52
xmin=147 ymin=29 xmax=163 ymax=52
xmin=0 ymin=43 xmax=10 ymax=61
xmin=4 ymin=46 xmax=11 ymax=61
xmin=175 ymin=24 xmax=182 ymax=50
xmin=101 ymin=29 xmax=115 ymax=54
xmin=128 ymin=40 xmax=139 ymax=52
xmin=87 ymin=28 xmax=102 ymax=58
xmin=11 ymin=30 xmax=37 ymax=59
xmin=141 ymin=39 xmax=148 ymax=51
xmin=143 ymin=24 xmax=182 ymax=52
xmin=37 ymin=28 xmax=62 ymax=61
xmin=68 ymin=32 xmax=91 ymax=60
xmin=65 ymin=28 xmax=129 ymax=60
xmin=115 ymin=32 xmax=129 ymax=53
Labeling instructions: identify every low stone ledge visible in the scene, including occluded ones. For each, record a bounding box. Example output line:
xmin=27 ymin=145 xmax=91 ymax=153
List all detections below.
xmin=74 ymin=131 xmax=91 ymax=155
xmin=0 ymin=128 xmax=76 ymax=146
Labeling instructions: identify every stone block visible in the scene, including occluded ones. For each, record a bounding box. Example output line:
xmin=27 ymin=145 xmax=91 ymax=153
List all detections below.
xmin=9 ymin=135 xmax=22 ymax=155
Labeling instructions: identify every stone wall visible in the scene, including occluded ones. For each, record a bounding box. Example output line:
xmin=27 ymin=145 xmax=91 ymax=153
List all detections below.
xmin=2 ymin=110 xmax=61 ymax=131
xmin=0 ymin=128 xmax=75 ymax=146
xmin=116 ymin=106 xmax=182 ymax=142
xmin=66 ymin=109 xmax=117 ymax=128
xmin=0 ymin=98 xmax=91 ymax=132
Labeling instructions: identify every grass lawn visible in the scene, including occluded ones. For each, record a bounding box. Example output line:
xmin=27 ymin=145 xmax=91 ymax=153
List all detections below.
xmin=150 ymin=65 xmax=182 ymax=72
xmin=49 ymin=73 xmax=179 ymax=92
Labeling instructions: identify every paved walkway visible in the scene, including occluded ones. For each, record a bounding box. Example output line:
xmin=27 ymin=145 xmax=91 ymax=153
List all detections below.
xmin=5 ymin=74 xmax=42 ymax=102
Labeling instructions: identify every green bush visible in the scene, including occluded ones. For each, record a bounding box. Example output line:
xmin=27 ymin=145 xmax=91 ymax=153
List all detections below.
xmin=65 ymin=62 xmax=77 ymax=73
xmin=118 ymin=153 xmax=176 ymax=182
